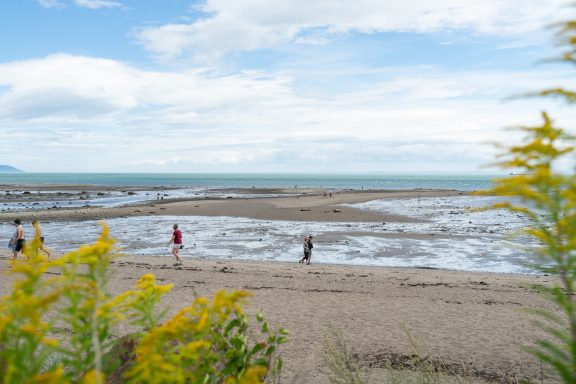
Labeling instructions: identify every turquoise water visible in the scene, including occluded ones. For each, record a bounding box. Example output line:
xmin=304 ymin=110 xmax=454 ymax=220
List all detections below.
xmin=0 ymin=173 xmax=498 ymax=191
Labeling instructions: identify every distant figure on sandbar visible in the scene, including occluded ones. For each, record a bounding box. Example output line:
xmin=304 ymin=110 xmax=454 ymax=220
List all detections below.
xmin=167 ymin=223 xmax=183 ymax=266
xmin=32 ymin=219 xmax=50 ymax=257
xmin=8 ymin=218 xmax=25 ymax=260
xmin=299 ymin=235 xmax=314 ymax=265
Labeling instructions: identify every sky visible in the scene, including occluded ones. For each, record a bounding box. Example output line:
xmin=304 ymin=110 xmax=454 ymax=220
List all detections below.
xmin=0 ymin=0 xmax=575 ymax=173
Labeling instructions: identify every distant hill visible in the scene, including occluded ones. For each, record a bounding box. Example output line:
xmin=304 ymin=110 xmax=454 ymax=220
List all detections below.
xmin=0 ymin=165 xmax=24 ymax=173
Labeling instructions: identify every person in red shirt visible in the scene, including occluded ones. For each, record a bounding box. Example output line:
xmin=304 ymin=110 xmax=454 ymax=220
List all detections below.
xmin=167 ymin=223 xmax=183 ymax=266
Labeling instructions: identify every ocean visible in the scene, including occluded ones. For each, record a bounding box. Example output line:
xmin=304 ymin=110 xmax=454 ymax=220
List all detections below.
xmin=0 ymin=173 xmax=498 ymax=191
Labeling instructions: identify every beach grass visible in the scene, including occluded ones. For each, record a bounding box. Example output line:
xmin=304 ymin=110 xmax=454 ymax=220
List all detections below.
xmin=322 ymin=327 xmax=472 ymax=384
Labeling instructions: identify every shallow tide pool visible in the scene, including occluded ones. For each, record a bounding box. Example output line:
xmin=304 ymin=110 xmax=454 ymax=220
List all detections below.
xmin=1 ymin=196 xmax=540 ymax=274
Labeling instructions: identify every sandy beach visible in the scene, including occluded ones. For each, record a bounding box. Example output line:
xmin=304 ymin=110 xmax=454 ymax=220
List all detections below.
xmin=0 ymin=254 xmax=557 ymax=383
xmin=0 ymin=187 xmax=558 ymax=382
xmin=0 ymin=187 xmax=463 ymax=222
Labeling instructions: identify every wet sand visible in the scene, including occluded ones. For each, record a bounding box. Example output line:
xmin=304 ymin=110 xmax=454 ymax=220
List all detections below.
xmin=1 ymin=188 xmax=463 ymax=222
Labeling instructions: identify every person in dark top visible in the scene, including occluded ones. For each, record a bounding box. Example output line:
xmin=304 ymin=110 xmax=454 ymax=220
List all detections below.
xmin=299 ymin=235 xmax=314 ymax=265
xmin=305 ymin=236 xmax=314 ymax=265
xmin=167 ymin=223 xmax=183 ymax=266
xmin=299 ymin=236 xmax=310 ymax=264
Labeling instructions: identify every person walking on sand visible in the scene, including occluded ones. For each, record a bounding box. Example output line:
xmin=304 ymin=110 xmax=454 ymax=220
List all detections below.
xmin=9 ymin=218 xmax=25 ymax=260
xmin=305 ymin=236 xmax=314 ymax=265
xmin=299 ymin=235 xmax=313 ymax=264
xmin=32 ymin=220 xmax=50 ymax=257
xmin=167 ymin=223 xmax=183 ymax=266
xmin=299 ymin=236 xmax=310 ymax=264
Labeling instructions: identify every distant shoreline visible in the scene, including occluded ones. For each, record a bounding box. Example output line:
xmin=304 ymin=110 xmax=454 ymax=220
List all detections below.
xmin=0 ymin=165 xmax=24 ymax=173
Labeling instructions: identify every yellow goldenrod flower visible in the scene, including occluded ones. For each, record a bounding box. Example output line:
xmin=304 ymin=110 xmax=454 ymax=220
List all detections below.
xmin=31 ymin=366 xmax=67 ymax=384
xmin=81 ymin=369 xmax=105 ymax=384
xmin=239 ymin=366 xmax=268 ymax=384
xmin=41 ymin=337 xmax=59 ymax=347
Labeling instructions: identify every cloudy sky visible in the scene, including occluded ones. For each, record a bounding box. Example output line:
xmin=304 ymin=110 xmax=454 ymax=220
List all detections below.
xmin=1 ymin=0 xmax=575 ymax=173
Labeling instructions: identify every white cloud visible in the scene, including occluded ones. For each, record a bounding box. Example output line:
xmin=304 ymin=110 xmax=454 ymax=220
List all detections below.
xmin=0 ymin=54 xmax=574 ymax=172
xmin=73 ymin=0 xmax=123 ymax=9
xmin=36 ymin=0 xmax=66 ymax=9
xmin=135 ymin=0 xmax=573 ymax=61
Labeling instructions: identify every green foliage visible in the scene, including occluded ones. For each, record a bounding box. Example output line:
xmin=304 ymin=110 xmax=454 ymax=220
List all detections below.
xmin=126 ymin=291 xmax=287 ymax=384
xmin=533 ymin=19 xmax=576 ymax=104
xmin=0 ymin=224 xmax=286 ymax=384
xmin=482 ymin=17 xmax=576 ymax=380
xmin=485 ymin=113 xmax=576 ymax=382
xmin=555 ymin=20 xmax=576 ymax=67
xmin=480 ymin=12 xmax=576 ymax=383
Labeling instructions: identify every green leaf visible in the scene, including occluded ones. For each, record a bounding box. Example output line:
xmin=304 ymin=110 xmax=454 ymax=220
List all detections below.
xmin=225 ymin=319 xmax=241 ymax=336
xmin=265 ymin=346 xmax=276 ymax=357
xmin=256 ymin=311 xmax=264 ymax=323
xmin=249 ymin=343 xmax=265 ymax=357
xmin=253 ymin=358 xmax=268 ymax=367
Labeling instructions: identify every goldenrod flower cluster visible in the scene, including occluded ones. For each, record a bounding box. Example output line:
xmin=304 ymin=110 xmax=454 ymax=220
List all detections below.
xmin=482 ymin=112 xmax=576 ymax=381
xmin=0 ymin=223 xmax=287 ymax=384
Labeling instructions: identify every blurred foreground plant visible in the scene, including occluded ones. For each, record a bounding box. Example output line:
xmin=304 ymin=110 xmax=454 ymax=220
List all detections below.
xmin=484 ymin=112 xmax=576 ymax=383
xmin=474 ymin=9 xmax=576 ymax=383
xmin=0 ymin=224 xmax=286 ymax=383
xmin=481 ymin=15 xmax=576 ymax=382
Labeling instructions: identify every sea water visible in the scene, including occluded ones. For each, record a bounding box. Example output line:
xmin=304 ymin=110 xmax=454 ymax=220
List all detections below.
xmin=1 ymin=173 xmax=541 ymax=274
xmin=0 ymin=195 xmax=540 ymax=274
xmin=0 ymin=173 xmax=496 ymax=191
